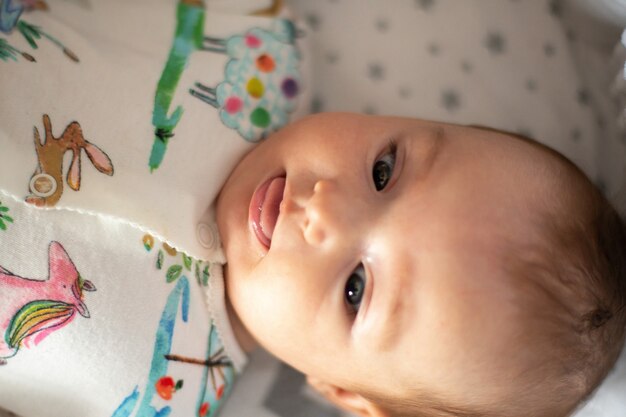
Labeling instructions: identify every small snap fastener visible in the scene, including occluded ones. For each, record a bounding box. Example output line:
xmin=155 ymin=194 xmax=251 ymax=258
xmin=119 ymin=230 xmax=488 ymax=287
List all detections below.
xmin=29 ymin=173 xmax=57 ymax=198
xmin=197 ymin=222 xmax=218 ymax=250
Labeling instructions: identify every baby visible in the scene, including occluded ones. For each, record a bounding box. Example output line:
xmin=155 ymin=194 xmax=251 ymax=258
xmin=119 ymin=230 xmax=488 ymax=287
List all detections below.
xmin=217 ymin=112 xmax=626 ymax=417
xmin=1 ymin=2 xmax=625 ymax=417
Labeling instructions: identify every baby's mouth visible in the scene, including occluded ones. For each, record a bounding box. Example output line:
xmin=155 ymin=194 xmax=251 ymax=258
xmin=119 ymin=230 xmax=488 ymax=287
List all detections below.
xmin=249 ymin=176 xmax=286 ymax=249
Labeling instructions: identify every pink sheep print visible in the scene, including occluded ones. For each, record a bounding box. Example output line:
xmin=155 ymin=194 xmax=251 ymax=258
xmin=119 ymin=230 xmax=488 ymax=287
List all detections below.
xmin=0 ymin=241 xmax=96 ymax=365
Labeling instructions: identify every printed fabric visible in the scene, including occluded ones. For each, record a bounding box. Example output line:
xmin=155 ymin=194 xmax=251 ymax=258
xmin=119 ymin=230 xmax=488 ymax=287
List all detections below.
xmin=0 ymin=0 xmax=310 ymax=416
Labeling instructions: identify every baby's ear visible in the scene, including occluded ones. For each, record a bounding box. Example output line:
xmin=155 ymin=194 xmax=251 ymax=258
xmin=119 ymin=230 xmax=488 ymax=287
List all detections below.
xmin=306 ymin=376 xmax=391 ymax=417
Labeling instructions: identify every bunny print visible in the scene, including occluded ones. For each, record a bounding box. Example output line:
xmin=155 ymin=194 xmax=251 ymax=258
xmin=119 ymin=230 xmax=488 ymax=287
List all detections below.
xmin=26 ymin=114 xmax=114 ymax=207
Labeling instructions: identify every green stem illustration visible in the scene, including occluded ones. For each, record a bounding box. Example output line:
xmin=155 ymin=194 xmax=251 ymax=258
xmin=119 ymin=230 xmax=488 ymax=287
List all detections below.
xmin=149 ymin=0 xmax=205 ymax=172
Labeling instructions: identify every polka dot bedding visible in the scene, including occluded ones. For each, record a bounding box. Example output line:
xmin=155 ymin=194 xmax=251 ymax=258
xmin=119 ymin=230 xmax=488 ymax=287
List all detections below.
xmin=290 ymin=0 xmax=626 ymax=197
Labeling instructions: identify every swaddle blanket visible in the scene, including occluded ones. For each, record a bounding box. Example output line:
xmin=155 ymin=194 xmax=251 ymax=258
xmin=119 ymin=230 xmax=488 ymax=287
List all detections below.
xmin=0 ymin=1 xmax=309 ymax=416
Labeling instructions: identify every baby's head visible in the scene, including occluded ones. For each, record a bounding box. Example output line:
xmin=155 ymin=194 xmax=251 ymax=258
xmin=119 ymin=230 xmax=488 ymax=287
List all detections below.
xmin=216 ymin=112 xmax=626 ymax=417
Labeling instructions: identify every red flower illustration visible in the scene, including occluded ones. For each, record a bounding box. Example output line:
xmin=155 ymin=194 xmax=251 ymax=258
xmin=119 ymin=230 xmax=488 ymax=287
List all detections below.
xmin=155 ymin=376 xmax=183 ymax=400
xmin=199 ymin=402 xmax=210 ymax=416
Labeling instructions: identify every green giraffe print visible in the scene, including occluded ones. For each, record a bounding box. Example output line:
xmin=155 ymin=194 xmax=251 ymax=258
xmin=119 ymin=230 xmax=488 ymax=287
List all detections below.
xmin=149 ymin=0 xmax=205 ymax=172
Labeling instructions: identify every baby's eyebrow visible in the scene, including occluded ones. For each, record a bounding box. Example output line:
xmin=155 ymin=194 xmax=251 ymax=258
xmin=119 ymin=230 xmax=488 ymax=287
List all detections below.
xmin=374 ymin=278 xmax=405 ymax=352
xmin=469 ymin=124 xmax=571 ymax=168
xmin=468 ymin=124 xmax=555 ymax=155
xmin=404 ymin=126 xmax=446 ymax=186
xmin=364 ymin=258 xmax=415 ymax=353
xmin=372 ymin=264 xmax=410 ymax=352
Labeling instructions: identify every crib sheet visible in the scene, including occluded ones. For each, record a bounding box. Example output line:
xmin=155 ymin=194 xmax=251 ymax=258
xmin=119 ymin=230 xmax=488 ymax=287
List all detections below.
xmin=290 ymin=0 xmax=625 ymax=198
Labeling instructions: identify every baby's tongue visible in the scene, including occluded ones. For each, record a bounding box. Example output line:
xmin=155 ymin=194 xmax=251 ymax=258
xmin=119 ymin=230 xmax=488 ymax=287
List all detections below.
xmin=260 ymin=177 xmax=286 ymax=242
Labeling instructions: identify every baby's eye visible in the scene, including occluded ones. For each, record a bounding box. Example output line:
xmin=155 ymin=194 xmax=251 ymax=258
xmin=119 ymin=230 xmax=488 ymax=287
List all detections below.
xmin=345 ymin=264 xmax=366 ymax=316
xmin=373 ymin=143 xmax=397 ymax=191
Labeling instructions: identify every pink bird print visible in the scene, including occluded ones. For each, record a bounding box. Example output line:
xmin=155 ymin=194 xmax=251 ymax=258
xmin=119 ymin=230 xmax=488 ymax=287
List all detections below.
xmin=0 ymin=241 xmax=96 ymax=364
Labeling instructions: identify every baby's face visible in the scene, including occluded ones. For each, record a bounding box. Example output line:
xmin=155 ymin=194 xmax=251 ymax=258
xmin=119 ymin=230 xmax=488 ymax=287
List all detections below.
xmin=216 ymin=113 xmax=557 ymax=403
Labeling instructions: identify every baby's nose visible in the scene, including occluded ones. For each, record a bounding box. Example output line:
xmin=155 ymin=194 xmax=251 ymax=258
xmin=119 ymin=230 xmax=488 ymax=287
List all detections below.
xmin=303 ymin=179 xmax=347 ymax=246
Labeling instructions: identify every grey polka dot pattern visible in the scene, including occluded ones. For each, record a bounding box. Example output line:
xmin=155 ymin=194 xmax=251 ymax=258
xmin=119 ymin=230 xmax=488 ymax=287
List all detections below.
xmin=363 ymin=104 xmax=378 ymax=114
xmin=461 ymin=60 xmax=473 ymax=73
xmin=415 ymin=0 xmax=435 ymax=11
xmin=566 ymin=29 xmax=577 ymax=42
xmin=325 ymin=51 xmax=339 ymax=64
xmin=311 ymin=96 xmax=324 ymax=113
xmin=367 ymin=62 xmax=385 ymax=80
xmin=595 ymin=178 xmax=607 ymax=195
xmin=442 ymin=89 xmax=461 ymax=112
xmin=428 ymin=42 xmax=441 ymax=56
xmin=526 ymin=78 xmax=538 ymax=91
xmin=548 ymin=0 xmax=563 ymax=18
xmin=398 ymin=85 xmax=412 ymax=98
xmin=577 ymin=88 xmax=591 ymax=106
xmin=304 ymin=13 xmax=321 ymax=31
xmin=484 ymin=32 xmax=506 ymax=55
xmin=571 ymin=128 xmax=582 ymax=142
xmin=544 ymin=42 xmax=556 ymax=57
xmin=375 ymin=18 xmax=390 ymax=32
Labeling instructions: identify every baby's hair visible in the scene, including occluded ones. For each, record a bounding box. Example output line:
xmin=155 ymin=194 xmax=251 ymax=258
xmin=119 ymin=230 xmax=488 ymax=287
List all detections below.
xmin=574 ymin=186 xmax=626 ymax=387
xmin=509 ymin=174 xmax=626 ymax=416
xmin=362 ymin=129 xmax=626 ymax=417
